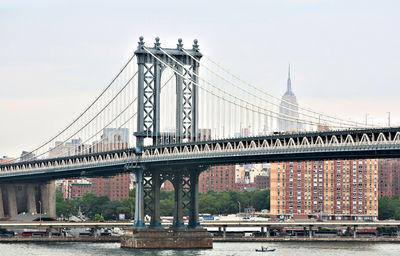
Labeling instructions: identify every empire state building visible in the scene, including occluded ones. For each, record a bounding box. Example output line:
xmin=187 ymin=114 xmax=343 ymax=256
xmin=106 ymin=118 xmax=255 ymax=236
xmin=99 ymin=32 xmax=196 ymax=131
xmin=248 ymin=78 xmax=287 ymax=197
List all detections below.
xmin=278 ymin=66 xmax=301 ymax=132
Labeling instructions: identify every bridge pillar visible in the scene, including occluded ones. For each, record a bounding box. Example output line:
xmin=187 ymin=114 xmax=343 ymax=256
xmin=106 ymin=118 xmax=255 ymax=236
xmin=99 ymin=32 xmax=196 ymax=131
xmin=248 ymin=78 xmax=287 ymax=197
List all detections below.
xmin=48 ymin=182 xmax=56 ymax=218
xmin=149 ymin=170 xmax=162 ymax=229
xmin=40 ymin=182 xmax=56 ymax=218
xmin=6 ymin=184 xmax=17 ymax=217
xmin=188 ymin=171 xmax=201 ymax=229
xmin=134 ymin=168 xmax=146 ymax=229
xmin=309 ymin=225 xmax=313 ymax=238
xmin=266 ymin=225 xmax=270 ymax=238
xmin=397 ymin=226 xmax=400 ymax=238
xmin=26 ymin=184 xmax=37 ymax=214
xmin=0 ymin=186 xmax=4 ymax=218
xmin=172 ymin=174 xmax=185 ymax=229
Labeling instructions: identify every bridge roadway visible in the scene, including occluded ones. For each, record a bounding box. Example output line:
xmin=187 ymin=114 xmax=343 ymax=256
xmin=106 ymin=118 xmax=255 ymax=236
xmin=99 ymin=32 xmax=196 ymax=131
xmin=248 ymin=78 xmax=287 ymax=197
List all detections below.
xmin=1 ymin=127 xmax=400 ymax=182
xmin=0 ymin=220 xmax=399 ymax=228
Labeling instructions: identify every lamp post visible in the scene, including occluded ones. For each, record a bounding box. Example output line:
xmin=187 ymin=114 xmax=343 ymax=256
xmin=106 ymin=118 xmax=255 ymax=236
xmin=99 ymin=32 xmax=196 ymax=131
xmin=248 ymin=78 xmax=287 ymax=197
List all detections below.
xmin=365 ymin=113 xmax=369 ymax=126
xmin=237 ymin=201 xmax=241 ymax=216
xmin=387 ymin=112 xmax=391 ymax=127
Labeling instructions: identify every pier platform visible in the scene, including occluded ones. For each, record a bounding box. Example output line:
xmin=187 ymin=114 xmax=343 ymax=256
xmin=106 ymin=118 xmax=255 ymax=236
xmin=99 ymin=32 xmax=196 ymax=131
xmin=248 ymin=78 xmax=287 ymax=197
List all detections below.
xmin=120 ymin=228 xmax=213 ymax=249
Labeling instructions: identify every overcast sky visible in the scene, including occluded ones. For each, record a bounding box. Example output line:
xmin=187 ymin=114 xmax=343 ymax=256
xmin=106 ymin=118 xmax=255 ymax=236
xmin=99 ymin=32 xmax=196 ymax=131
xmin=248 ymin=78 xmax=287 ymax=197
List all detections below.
xmin=1 ymin=0 xmax=399 ymax=157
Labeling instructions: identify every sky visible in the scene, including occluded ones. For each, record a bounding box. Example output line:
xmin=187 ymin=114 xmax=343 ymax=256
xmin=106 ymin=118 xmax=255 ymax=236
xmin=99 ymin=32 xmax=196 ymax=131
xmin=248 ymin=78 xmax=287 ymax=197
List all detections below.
xmin=1 ymin=0 xmax=400 ymax=157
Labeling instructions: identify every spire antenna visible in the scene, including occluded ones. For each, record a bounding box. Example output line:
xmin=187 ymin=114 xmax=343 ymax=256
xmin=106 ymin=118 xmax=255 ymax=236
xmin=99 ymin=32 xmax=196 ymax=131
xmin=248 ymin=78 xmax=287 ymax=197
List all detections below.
xmin=287 ymin=63 xmax=292 ymax=93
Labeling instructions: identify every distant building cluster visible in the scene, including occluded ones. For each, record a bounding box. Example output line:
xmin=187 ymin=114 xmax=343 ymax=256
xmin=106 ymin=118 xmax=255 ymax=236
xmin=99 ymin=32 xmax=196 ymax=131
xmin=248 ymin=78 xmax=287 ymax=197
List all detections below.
xmin=0 ymin=156 xmax=13 ymax=165
xmin=161 ymin=163 xmax=270 ymax=194
xmin=54 ymin=128 xmax=131 ymax=202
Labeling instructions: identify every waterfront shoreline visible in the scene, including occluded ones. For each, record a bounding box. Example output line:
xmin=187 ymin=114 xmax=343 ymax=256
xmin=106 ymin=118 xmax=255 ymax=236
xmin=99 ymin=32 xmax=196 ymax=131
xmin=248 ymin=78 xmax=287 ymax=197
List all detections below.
xmin=214 ymin=237 xmax=400 ymax=242
xmin=0 ymin=237 xmax=120 ymax=243
xmin=1 ymin=236 xmax=400 ymax=243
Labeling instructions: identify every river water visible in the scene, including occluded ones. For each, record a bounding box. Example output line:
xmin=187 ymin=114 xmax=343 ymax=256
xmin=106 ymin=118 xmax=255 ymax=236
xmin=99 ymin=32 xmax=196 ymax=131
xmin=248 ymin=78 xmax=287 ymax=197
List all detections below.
xmin=1 ymin=242 xmax=399 ymax=256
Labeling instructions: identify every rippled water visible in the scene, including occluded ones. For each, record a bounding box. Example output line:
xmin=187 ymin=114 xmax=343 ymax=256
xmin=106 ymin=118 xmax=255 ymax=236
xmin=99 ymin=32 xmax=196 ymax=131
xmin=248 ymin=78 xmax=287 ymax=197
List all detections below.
xmin=1 ymin=242 xmax=400 ymax=256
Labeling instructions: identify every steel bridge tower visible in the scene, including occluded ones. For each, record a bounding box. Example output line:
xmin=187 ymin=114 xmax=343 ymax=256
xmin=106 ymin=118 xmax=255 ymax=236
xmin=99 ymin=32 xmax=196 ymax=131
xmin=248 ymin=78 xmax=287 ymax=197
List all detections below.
xmin=134 ymin=36 xmax=202 ymax=147
xmin=124 ymin=37 xmax=212 ymax=249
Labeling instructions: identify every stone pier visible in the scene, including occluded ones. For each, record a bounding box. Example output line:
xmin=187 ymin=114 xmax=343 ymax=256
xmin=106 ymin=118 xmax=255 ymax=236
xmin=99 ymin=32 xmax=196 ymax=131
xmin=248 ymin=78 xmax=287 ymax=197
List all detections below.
xmin=26 ymin=184 xmax=37 ymax=214
xmin=0 ymin=181 xmax=56 ymax=218
xmin=40 ymin=182 xmax=56 ymax=218
xmin=6 ymin=184 xmax=18 ymax=217
xmin=121 ymin=229 xmax=212 ymax=249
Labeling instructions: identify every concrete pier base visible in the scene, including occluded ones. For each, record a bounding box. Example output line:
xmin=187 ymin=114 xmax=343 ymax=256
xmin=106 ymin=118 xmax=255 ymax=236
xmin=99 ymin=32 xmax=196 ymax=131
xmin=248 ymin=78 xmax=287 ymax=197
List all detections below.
xmin=26 ymin=184 xmax=37 ymax=214
xmin=7 ymin=185 xmax=17 ymax=218
xmin=121 ymin=228 xmax=213 ymax=249
xmin=40 ymin=182 xmax=56 ymax=218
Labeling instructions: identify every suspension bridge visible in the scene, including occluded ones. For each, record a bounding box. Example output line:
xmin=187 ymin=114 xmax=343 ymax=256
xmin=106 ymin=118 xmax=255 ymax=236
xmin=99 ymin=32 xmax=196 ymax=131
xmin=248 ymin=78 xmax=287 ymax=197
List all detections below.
xmin=1 ymin=37 xmax=399 ymax=248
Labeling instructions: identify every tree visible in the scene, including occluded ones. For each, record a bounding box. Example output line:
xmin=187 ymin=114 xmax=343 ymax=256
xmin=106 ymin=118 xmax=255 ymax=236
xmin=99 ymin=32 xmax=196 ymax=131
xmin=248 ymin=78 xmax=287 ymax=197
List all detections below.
xmin=102 ymin=200 xmax=122 ymax=220
xmin=55 ymin=190 xmax=78 ymax=218
xmin=378 ymin=196 xmax=400 ymax=220
xmin=118 ymin=197 xmax=135 ymax=219
xmin=77 ymin=193 xmax=109 ymax=219
xmin=160 ymin=198 xmax=174 ymax=216
xmin=93 ymin=213 xmax=104 ymax=222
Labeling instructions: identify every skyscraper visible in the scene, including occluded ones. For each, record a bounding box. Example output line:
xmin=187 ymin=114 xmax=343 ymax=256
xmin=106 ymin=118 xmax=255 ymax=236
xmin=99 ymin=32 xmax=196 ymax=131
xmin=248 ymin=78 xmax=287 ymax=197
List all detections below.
xmin=278 ymin=65 xmax=301 ymax=132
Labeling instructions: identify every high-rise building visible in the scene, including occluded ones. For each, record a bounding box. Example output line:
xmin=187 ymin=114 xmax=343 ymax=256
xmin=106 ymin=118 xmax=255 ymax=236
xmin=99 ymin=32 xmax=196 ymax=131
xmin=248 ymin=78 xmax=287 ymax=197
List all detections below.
xmin=90 ymin=174 xmax=130 ymax=202
xmin=161 ymin=165 xmax=237 ymax=194
xmin=199 ymin=165 xmax=236 ymax=193
xmin=270 ymin=160 xmax=378 ymax=220
xmin=20 ymin=151 xmax=36 ymax=162
xmin=255 ymin=175 xmax=270 ymax=190
xmin=68 ymin=179 xmax=92 ymax=199
xmin=278 ymin=65 xmax=302 ymax=132
xmin=49 ymin=139 xmax=88 ymax=158
xmin=89 ymin=128 xmax=131 ymax=202
xmin=378 ymin=159 xmax=400 ymax=199
xmin=270 ymin=67 xmax=378 ymax=220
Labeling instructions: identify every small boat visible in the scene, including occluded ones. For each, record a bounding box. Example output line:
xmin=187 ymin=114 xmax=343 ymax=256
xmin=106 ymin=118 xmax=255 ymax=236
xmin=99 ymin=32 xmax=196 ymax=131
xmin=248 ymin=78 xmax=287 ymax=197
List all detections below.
xmin=255 ymin=247 xmax=276 ymax=252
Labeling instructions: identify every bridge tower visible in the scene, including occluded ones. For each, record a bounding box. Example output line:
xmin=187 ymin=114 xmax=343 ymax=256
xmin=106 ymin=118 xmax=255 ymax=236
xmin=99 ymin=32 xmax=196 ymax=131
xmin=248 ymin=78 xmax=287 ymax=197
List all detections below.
xmin=123 ymin=37 xmax=212 ymax=249
xmin=134 ymin=36 xmax=202 ymax=147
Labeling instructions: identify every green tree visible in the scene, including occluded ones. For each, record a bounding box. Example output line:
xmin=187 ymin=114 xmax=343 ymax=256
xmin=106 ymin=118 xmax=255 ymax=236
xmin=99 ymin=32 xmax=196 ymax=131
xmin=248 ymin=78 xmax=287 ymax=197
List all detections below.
xmin=93 ymin=213 xmax=105 ymax=222
xmin=102 ymin=200 xmax=122 ymax=220
xmin=55 ymin=190 xmax=78 ymax=218
xmin=378 ymin=196 xmax=400 ymax=220
xmin=77 ymin=193 xmax=109 ymax=219
xmin=118 ymin=197 xmax=136 ymax=219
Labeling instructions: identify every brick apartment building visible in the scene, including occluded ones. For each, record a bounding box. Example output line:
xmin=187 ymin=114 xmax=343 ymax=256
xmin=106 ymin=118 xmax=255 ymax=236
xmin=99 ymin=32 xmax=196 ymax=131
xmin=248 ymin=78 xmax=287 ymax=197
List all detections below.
xmin=161 ymin=165 xmax=236 ymax=194
xmin=378 ymin=159 xmax=400 ymax=199
xmin=270 ymin=159 xmax=378 ymax=221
